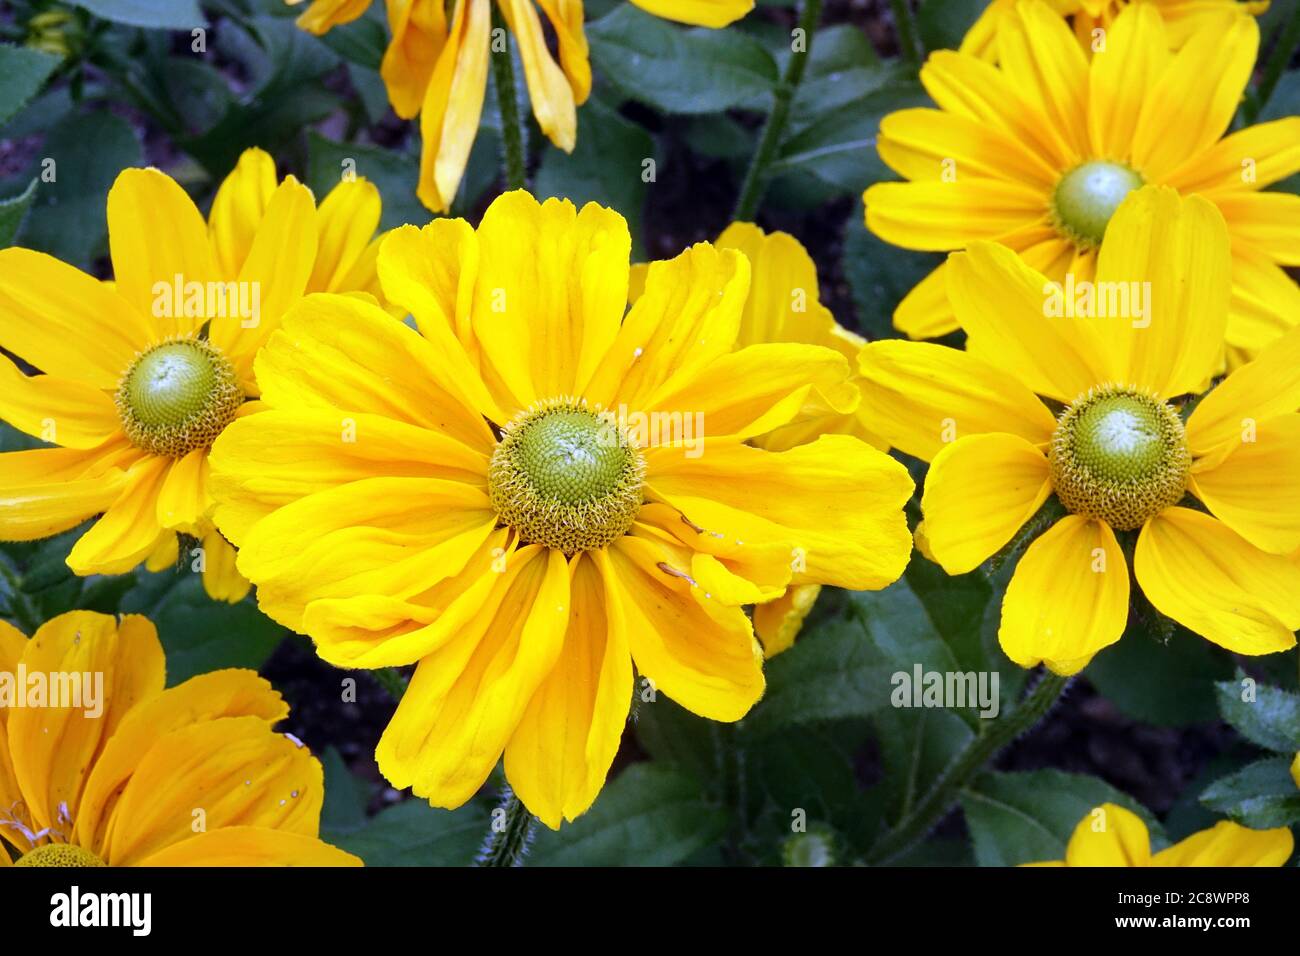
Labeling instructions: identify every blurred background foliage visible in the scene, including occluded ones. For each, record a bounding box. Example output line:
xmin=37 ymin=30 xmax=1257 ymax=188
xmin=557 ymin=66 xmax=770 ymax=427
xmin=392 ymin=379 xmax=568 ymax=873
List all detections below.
xmin=1 ymin=0 xmax=1298 ymax=866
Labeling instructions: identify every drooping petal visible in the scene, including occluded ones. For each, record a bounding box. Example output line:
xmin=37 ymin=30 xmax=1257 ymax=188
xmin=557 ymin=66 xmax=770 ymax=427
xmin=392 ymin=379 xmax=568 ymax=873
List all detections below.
xmin=381 ymin=0 xmax=448 ymax=119
xmin=499 ymin=0 xmax=577 ymax=151
xmin=999 ymin=516 xmax=1129 ymax=676
xmin=921 ymin=433 xmax=1052 ymax=575
xmin=1135 ymin=507 xmax=1300 ymax=656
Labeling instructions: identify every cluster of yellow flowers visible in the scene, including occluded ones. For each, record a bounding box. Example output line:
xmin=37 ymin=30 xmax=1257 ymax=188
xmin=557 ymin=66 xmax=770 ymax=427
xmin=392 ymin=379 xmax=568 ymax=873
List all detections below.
xmin=0 ymin=0 xmax=1296 ymax=867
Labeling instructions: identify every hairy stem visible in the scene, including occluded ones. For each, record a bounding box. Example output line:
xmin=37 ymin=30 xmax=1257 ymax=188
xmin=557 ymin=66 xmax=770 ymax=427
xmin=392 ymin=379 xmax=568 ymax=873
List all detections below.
xmin=475 ymin=788 xmax=537 ymax=867
xmin=490 ymin=8 xmax=528 ymax=191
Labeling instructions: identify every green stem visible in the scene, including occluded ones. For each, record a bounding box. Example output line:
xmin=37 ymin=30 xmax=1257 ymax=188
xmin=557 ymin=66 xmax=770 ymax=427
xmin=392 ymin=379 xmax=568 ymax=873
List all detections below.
xmin=1249 ymin=1 xmax=1300 ymax=121
xmin=888 ymin=0 xmax=921 ymax=65
xmin=372 ymin=667 xmax=408 ymax=700
xmin=865 ymin=670 xmax=1069 ymax=865
xmin=490 ymin=9 xmax=528 ymax=191
xmin=732 ymin=0 xmax=823 ymax=221
xmin=475 ymin=788 xmax=537 ymax=867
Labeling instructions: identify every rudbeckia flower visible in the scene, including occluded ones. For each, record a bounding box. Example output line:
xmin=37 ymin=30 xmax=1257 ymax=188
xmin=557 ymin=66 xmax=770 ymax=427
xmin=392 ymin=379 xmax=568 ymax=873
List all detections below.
xmin=961 ymin=0 xmax=1267 ymax=60
xmin=865 ymin=0 xmax=1300 ymax=365
xmin=0 ymin=611 xmax=360 ymax=866
xmin=860 ymin=185 xmax=1300 ymax=675
xmin=288 ymin=0 xmax=754 ymax=213
xmin=1024 ymin=803 xmax=1293 ymax=866
xmin=0 ymin=148 xmax=387 ymax=603
xmin=631 ymin=222 xmax=890 ymax=656
xmin=208 ymin=190 xmax=914 ymax=828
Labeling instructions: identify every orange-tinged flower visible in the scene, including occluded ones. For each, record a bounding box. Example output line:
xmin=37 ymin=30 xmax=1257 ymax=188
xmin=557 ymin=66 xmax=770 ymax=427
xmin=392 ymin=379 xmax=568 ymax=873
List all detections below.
xmin=0 ymin=149 xmax=388 ymax=603
xmin=0 ymin=611 xmax=359 ymax=867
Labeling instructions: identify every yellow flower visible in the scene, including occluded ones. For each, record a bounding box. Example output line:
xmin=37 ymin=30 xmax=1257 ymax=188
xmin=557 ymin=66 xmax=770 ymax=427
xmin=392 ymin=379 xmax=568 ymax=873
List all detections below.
xmin=962 ymin=0 xmax=1268 ymax=60
xmin=860 ymin=185 xmax=1300 ymax=674
xmin=0 ymin=611 xmax=359 ymax=867
xmin=1292 ymin=753 xmax=1300 ymax=791
xmin=289 ymin=0 xmax=753 ymax=213
xmin=632 ymin=222 xmax=890 ymax=657
xmin=208 ymin=190 xmax=914 ymax=828
xmin=865 ymin=0 xmax=1300 ymax=365
xmin=1024 ymin=803 xmax=1293 ymax=866
xmin=0 ymin=149 xmax=387 ymax=604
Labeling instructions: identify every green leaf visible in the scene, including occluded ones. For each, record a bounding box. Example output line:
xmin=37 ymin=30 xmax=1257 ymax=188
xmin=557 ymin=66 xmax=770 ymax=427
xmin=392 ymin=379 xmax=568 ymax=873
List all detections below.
xmin=528 ymin=764 xmax=728 ymax=866
xmin=0 ymin=178 xmax=38 ymax=248
xmin=787 ymin=25 xmax=882 ymax=136
xmin=1216 ymin=673 xmax=1300 ymax=753
xmin=535 ymin=98 xmax=654 ymax=256
xmin=961 ymin=769 xmax=1165 ymax=867
xmin=634 ymin=694 xmax=720 ymax=789
xmin=306 ymin=131 xmax=429 ymax=232
xmin=73 ymin=0 xmax=206 ymax=30
xmin=588 ymin=6 xmax=778 ymax=115
xmin=873 ymin=706 xmax=974 ymax=829
xmin=1084 ymin=626 xmax=1233 ymax=727
xmin=1200 ymin=757 xmax=1300 ymax=829
xmin=326 ymin=799 xmax=490 ymax=866
xmin=842 ymin=214 xmax=942 ymax=340
xmin=118 ymin=572 xmax=285 ymax=686
xmin=0 ymin=45 xmax=61 ymax=128
xmin=916 ymin=0 xmax=987 ymax=53
xmin=316 ymin=5 xmax=387 ymax=70
xmin=319 ymin=747 xmax=369 ymax=833
xmin=19 ymin=110 xmax=142 ymax=269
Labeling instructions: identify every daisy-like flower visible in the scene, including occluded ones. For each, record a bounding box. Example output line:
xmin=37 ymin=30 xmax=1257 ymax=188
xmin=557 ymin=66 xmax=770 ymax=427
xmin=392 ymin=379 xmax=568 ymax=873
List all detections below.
xmin=287 ymin=0 xmax=754 ymax=213
xmin=207 ymin=190 xmax=914 ymax=828
xmin=0 ymin=611 xmax=360 ymax=866
xmin=961 ymin=0 xmax=1267 ymax=60
xmin=860 ymin=185 xmax=1300 ymax=674
xmin=865 ymin=0 xmax=1300 ymax=365
xmin=634 ymin=223 xmax=891 ymax=655
xmin=0 ymin=148 xmax=387 ymax=603
xmin=1024 ymin=803 xmax=1293 ymax=867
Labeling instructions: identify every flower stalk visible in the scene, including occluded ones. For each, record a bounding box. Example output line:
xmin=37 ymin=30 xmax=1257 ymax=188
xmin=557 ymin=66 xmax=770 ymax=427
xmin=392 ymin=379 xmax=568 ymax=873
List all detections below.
xmin=475 ymin=788 xmax=537 ymax=867
xmin=491 ymin=8 xmax=529 ymax=192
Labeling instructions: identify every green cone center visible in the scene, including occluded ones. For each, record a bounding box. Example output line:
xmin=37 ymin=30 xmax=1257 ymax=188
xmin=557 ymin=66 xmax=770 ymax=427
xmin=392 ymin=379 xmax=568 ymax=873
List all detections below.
xmin=489 ymin=402 xmax=644 ymax=554
xmin=1050 ymin=387 xmax=1190 ymax=530
xmin=1052 ymin=161 xmax=1144 ymax=248
xmin=15 ymin=843 xmax=107 ymax=867
xmin=116 ymin=338 xmax=242 ymax=458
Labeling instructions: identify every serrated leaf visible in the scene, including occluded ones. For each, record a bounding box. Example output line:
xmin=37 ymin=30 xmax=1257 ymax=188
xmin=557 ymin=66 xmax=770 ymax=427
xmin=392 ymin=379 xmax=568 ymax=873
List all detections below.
xmin=961 ymin=769 xmax=1165 ymax=867
xmin=1200 ymin=757 xmax=1300 ymax=829
xmin=0 ymin=45 xmax=61 ymax=128
xmin=74 ymin=0 xmax=206 ymax=30
xmin=588 ymin=6 xmax=778 ymax=115
xmin=528 ymin=763 xmax=728 ymax=866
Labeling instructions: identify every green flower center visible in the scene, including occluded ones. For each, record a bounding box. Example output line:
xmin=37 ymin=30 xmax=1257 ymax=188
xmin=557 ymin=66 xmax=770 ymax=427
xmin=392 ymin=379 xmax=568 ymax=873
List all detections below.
xmin=489 ymin=399 xmax=645 ymax=554
xmin=15 ymin=844 xmax=107 ymax=867
xmin=115 ymin=338 xmax=243 ymax=458
xmin=1050 ymin=386 xmax=1190 ymax=530
xmin=1052 ymin=161 xmax=1144 ymax=248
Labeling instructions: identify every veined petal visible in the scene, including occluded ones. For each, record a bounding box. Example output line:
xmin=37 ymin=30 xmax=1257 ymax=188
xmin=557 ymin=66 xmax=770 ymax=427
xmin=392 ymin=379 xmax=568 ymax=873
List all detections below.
xmin=377 ymin=547 xmax=569 ymax=808
xmin=0 ymin=354 xmax=119 ymax=449
xmin=1190 ymin=413 xmax=1300 ymax=554
xmin=208 ymin=147 xmax=278 ymax=278
xmin=135 ymin=827 xmax=361 ymax=867
xmin=0 ymin=444 xmax=133 ymax=541
xmin=597 ymin=536 xmax=763 ymax=722
xmin=921 ymin=433 xmax=1052 ymax=575
xmin=504 ymin=552 xmax=631 ymax=829
xmin=155 ymin=448 xmax=210 ymax=532
xmin=753 ymin=584 xmax=820 ymax=658
xmin=1000 ymin=516 xmax=1129 ymax=676
xmin=644 ymin=435 xmax=914 ymax=591
xmin=382 ymin=0 xmax=448 ymax=118
xmin=308 ymin=178 xmax=382 ymax=294
xmin=877 ymin=108 xmax=1058 ymax=188
xmin=863 ymin=179 xmax=1049 ymax=251
xmin=1213 ymin=192 xmax=1300 ymax=266
xmin=500 ymin=0 xmax=576 ymax=151
xmin=66 ymin=456 xmax=172 ymax=576
xmin=1225 ymin=242 xmax=1300 ymax=358
xmin=858 ymin=339 xmax=1057 ymax=462
xmin=536 ymin=0 xmax=591 ymax=103
xmin=378 ymin=219 xmax=481 ymax=353
xmin=1166 ymin=118 xmax=1300 ymax=195
xmin=1135 ymin=507 xmax=1300 ymax=656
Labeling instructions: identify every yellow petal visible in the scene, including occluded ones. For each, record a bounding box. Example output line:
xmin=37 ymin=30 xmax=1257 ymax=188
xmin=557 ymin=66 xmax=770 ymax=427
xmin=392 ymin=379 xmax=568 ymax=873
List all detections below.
xmin=585 ymin=243 xmax=749 ymax=411
xmin=381 ymin=0 xmax=448 ymax=118
xmin=1190 ymin=413 xmax=1300 ymax=554
xmin=504 ymin=552 xmax=631 ymax=828
xmin=878 ymin=107 xmax=1058 ymax=188
xmin=1225 ymin=242 xmax=1300 ymax=359
xmin=645 ymin=434 xmax=914 ymax=591
xmin=1167 ymin=117 xmax=1300 ymax=195
xmin=0 ymin=353 xmax=120 ymax=449
xmin=893 ymin=260 xmax=958 ymax=340
xmin=863 ymin=179 xmax=1048 ymax=252
xmin=377 ymin=547 xmax=569 ymax=808
xmin=753 ymin=584 xmax=820 ymax=658
xmin=1061 ymin=803 xmax=1153 ymax=867
xmin=0 ymin=444 xmax=133 ymax=541
xmin=1214 ymin=191 xmax=1300 ymax=266
xmin=1151 ymin=820 xmax=1294 ymax=867
xmin=66 ymin=456 xmax=172 ymax=576
xmin=155 ymin=448 xmax=210 ymax=532
xmin=308 ymin=177 xmax=382 ymax=294
xmin=858 ymin=339 xmax=1057 ymax=462
xmin=378 ymin=219 xmax=481 ymax=351
xmin=597 ymin=536 xmax=763 ymax=722
xmin=208 ymin=147 xmax=278 ymax=277
xmin=1086 ymin=3 xmax=1168 ymax=160
xmin=1000 ymin=516 xmax=1129 ymax=675
xmin=1135 ymin=507 xmax=1300 ymax=656
xmin=135 ymin=826 xmax=361 ymax=866
xmin=921 ymin=433 xmax=1052 ymax=575
xmin=500 ymin=0 xmax=576 ymax=150
xmin=1131 ymin=14 xmax=1258 ymax=181
xmin=996 ymin=0 xmax=1089 ymax=167
xmin=290 ymin=0 xmax=373 ymax=34
xmin=1092 ymin=187 xmax=1231 ymax=397
xmin=202 ymin=531 xmax=251 ymax=604
xmin=536 ymin=0 xmax=591 ymax=103
xmin=0 ymin=248 xmax=152 ymax=389
xmin=627 ymin=0 xmax=752 ymax=27
xmin=107 ymin=167 xmax=220 ymax=336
